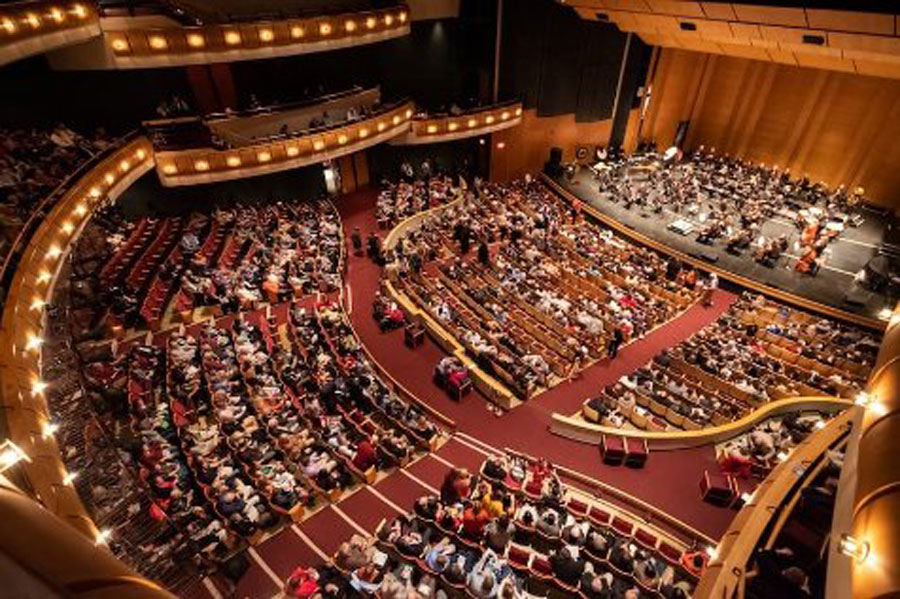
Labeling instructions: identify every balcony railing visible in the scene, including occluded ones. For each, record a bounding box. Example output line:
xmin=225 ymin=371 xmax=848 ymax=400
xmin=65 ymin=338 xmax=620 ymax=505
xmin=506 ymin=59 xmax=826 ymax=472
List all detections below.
xmin=393 ymin=100 xmax=524 ymax=145
xmin=0 ymin=0 xmax=99 ymax=66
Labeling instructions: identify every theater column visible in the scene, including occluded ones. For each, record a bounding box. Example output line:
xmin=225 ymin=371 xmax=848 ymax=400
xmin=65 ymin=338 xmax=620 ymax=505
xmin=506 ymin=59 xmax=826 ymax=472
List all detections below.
xmin=609 ymin=33 xmax=648 ymax=151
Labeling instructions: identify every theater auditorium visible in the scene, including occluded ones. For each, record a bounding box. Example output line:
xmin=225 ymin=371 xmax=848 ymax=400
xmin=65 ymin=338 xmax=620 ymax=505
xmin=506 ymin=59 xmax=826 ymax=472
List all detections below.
xmin=0 ymin=1 xmax=898 ymax=598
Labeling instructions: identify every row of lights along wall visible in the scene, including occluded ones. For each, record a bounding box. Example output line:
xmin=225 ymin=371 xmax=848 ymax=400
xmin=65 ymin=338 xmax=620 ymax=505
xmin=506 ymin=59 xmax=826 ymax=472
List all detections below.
xmin=422 ymin=106 xmax=523 ymax=135
xmin=109 ymin=9 xmax=408 ymax=55
xmin=160 ymin=106 xmax=414 ymax=176
xmin=0 ymin=2 xmax=91 ymax=36
xmin=4 ymin=138 xmax=153 ymax=547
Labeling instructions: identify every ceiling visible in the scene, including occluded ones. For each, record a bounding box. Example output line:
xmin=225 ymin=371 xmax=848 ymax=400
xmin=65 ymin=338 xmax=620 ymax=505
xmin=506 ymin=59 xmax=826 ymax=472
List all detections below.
xmin=561 ymin=0 xmax=900 ymax=78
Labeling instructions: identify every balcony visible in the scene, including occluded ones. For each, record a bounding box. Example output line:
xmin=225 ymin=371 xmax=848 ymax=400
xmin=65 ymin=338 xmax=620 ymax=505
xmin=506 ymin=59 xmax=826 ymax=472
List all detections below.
xmin=0 ymin=1 xmax=100 ymax=67
xmin=391 ymin=100 xmax=524 ymax=145
xmin=48 ymin=3 xmax=411 ymax=69
xmin=153 ymin=100 xmax=415 ymax=186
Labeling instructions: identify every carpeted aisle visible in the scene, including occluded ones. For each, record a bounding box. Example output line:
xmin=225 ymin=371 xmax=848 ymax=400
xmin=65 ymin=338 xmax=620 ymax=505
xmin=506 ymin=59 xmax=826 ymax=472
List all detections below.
xmin=335 ymin=188 xmax=744 ymax=539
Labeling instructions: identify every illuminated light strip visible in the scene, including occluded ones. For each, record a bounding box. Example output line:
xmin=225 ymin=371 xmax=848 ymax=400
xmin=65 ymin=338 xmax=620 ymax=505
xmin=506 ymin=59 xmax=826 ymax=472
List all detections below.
xmin=290 ymin=524 xmax=330 ymax=561
xmin=364 ymin=485 xmax=406 ymax=514
xmin=246 ymin=547 xmax=283 ymax=589
xmin=331 ymin=505 xmax=372 ymax=537
xmin=399 ymin=469 xmax=439 ymax=494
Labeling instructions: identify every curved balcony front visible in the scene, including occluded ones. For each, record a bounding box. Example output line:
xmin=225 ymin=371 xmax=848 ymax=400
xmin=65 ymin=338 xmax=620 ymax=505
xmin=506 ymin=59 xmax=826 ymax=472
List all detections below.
xmin=390 ymin=101 xmax=524 ymax=145
xmin=153 ymin=101 xmax=415 ymax=186
xmin=48 ymin=4 xmax=410 ymax=69
xmin=0 ymin=1 xmax=99 ymax=67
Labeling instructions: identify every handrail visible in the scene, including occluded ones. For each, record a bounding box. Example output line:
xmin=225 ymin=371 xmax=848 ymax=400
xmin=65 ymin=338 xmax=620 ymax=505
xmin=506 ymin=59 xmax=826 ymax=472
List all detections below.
xmin=503 ymin=446 xmax=716 ymax=547
xmin=694 ymin=408 xmax=855 ymax=599
xmin=541 ymin=174 xmax=884 ymax=332
xmin=0 ymin=130 xmax=139 ymax=311
xmin=551 ymin=396 xmax=853 ymax=450
xmin=412 ymin=98 xmax=523 ymax=121
xmin=205 ymin=85 xmax=372 ymax=121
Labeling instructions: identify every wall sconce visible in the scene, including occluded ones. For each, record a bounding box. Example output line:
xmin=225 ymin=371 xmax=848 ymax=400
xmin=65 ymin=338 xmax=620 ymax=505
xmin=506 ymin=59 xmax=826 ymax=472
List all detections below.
xmin=74 ymin=203 xmax=87 ymax=217
xmin=110 ymin=37 xmax=129 ymax=52
xmin=187 ymin=33 xmax=205 ymax=48
xmin=405 ymin=108 xmax=413 ymax=118
xmin=0 ymin=440 xmax=30 ymax=474
xmin=36 ymin=270 xmax=51 ymax=284
xmin=855 ymin=391 xmax=871 ymax=406
xmin=839 ymin=533 xmax=870 ymax=564
xmin=496 ymin=141 xmax=506 ymax=149
xmin=225 ymin=30 xmax=241 ymax=45
xmin=45 ymin=245 xmax=61 ymax=260
xmin=89 ymin=186 xmax=101 ymax=198
xmin=148 ymin=35 xmax=168 ymax=50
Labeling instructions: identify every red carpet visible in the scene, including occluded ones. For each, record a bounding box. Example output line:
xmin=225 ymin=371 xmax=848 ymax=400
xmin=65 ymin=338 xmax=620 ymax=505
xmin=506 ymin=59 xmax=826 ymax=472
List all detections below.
xmin=335 ymin=188 xmax=740 ymax=540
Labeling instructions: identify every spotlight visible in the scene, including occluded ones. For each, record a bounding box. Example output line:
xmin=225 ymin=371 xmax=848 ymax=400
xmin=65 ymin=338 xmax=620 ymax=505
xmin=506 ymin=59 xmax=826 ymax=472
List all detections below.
xmin=839 ymin=533 xmax=870 ymax=564
xmin=63 ymin=471 xmax=79 ymax=485
xmin=95 ymin=528 xmax=113 ymax=546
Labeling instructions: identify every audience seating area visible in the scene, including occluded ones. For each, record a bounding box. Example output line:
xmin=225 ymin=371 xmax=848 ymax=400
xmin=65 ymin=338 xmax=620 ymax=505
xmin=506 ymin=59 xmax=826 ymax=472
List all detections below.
xmin=581 ymin=293 xmax=875 ymax=432
xmin=69 ymin=197 xmax=342 ymax=334
xmin=281 ymin=453 xmax=704 ymax=599
xmin=386 ymin=179 xmax=701 ymax=399
xmin=375 ymin=174 xmax=460 ymax=229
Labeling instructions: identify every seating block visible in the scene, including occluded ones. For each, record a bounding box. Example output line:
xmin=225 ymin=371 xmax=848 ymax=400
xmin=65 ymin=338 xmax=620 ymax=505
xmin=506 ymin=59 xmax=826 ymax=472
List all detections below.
xmin=600 ymin=434 xmax=626 ymax=465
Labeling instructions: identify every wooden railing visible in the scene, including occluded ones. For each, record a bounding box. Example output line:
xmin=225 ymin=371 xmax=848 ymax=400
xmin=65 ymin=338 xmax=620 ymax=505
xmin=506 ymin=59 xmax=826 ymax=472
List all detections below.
xmin=0 ymin=1 xmax=99 ymax=67
xmin=101 ymin=4 xmax=410 ymax=68
xmin=394 ymin=100 xmax=524 ymax=145
xmin=154 ymin=100 xmax=415 ymax=186
xmin=551 ymin=396 xmax=852 ymax=450
xmin=694 ymin=408 xmax=855 ymax=599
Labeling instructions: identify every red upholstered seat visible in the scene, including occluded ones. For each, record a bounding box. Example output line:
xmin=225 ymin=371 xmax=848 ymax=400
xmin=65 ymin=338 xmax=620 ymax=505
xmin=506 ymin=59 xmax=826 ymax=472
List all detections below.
xmin=508 ymin=546 xmax=531 ymax=570
xmin=634 ymin=528 xmax=658 ymax=550
xmin=658 ymin=541 xmax=683 ymax=565
xmin=611 ymin=516 xmax=634 ymax=536
xmin=589 ymin=505 xmax=611 ymax=527
xmin=530 ymin=556 xmax=553 ymax=578
xmin=567 ymin=498 xmax=589 ymax=517
xmin=624 ymin=437 xmax=649 ymax=468
xmin=701 ymin=469 xmax=738 ymax=506
xmin=601 ymin=434 xmax=626 ymax=465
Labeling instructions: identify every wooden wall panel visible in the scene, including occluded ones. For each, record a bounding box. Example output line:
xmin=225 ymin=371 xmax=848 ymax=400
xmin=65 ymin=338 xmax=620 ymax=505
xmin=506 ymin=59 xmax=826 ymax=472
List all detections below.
xmin=636 ymin=47 xmax=900 ymax=210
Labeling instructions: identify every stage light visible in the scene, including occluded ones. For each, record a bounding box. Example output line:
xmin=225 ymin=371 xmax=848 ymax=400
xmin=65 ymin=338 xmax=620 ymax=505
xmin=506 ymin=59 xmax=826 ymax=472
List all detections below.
xmin=225 ymin=30 xmax=241 ymax=45
xmin=162 ymin=164 xmax=177 ymax=175
xmin=149 ymin=35 xmax=167 ymax=50
xmin=319 ymin=22 xmax=332 ymax=36
xmin=226 ymin=156 xmax=241 ymax=167
xmin=427 ymin=125 xmax=438 ymax=134
xmin=63 ymin=471 xmax=79 ymax=485
xmin=257 ymin=151 xmax=271 ymax=162
xmin=193 ymin=159 xmax=209 ymax=171
xmin=259 ymin=28 xmax=274 ymax=42
xmin=366 ymin=17 xmax=376 ymax=29
xmin=25 ymin=13 xmax=40 ymax=29
xmin=855 ymin=391 xmax=871 ymax=406
xmin=291 ymin=25 xmax=304 ymax=39
xmin=95 ymin=528 xmax=113 ymax=546
xmin=345 ymin=20 xmax=356 ymax=32
xmin=0 ymin=441 xmax=29 ymax=473
xmin=26 ymin=334 xmax=43 ymax=352
xmin=32 ymin=379 xmax=48 ymax=396
xmin=1 ymin=17 xmax=16 ymax=34
xmin=839 ymin=534 xmax=870 ymax=564
xmin=43 ymin=421 xmax=59 ymax=438
xmin=187 ymin=33 xmax=204 ymax=48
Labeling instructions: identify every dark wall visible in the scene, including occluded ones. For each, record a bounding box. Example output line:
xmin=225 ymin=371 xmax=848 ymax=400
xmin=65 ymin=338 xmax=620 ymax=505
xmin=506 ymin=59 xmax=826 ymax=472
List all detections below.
xmin=0 ymin=55 xmax=192 ymax=134
xmin=500 ymin=0 xmax=650 ymax=123
xmin=229 ymin=2 xmax=497 ymax=112
xmin=366 ymin=138 xmax=483 ymax=182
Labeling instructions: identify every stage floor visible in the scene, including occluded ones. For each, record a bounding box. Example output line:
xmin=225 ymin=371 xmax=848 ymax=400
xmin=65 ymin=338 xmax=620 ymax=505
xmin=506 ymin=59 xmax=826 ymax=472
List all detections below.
xmin=557 ymin=169 xmax=894 ymax=321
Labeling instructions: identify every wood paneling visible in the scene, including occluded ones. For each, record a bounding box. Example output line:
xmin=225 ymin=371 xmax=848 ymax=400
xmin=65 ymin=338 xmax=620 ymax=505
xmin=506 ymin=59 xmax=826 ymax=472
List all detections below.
xmin=637 ymin=48 xmax=900 ymax=210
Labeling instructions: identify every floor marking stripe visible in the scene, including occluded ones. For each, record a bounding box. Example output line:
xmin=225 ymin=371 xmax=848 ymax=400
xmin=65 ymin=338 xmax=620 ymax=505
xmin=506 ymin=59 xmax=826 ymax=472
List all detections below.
xmin=247 ymin=547 xmax=284 ymax=589
xmin=290 ymin=524 xmax=330 ymax=562
xmin=331 ymin=504 xmax=372 ymax=537
xmin=400 ymin=468 xmax=440 ymax=494
xmin=454 ymin=432 xmax=497 ymax=456
xmin=365 ymin=484 xmax=407 ymax=514
xmin=201 ymin=577 xmax=224 ymax=599
xmin=429 ymin=452 xmax=456 ymax=469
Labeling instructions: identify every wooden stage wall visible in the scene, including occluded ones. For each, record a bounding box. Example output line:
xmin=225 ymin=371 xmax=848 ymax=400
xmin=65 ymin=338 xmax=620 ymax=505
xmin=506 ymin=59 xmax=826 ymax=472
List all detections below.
xmin=638 ymin=48 xmax=900 ymax=211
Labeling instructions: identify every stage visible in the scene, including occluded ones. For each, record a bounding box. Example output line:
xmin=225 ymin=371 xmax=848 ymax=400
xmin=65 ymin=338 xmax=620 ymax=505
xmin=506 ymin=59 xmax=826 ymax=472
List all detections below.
xmin=556 ymin=168 xmax=896 ymax=322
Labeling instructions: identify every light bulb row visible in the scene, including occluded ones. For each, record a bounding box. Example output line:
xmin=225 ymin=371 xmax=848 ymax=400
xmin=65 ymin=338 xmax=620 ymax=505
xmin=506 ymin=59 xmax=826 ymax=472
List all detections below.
xmin=423 ymin=107 xmax=523 ymax=135
xmin=0 ymin=4 xmax=89 ymax=35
